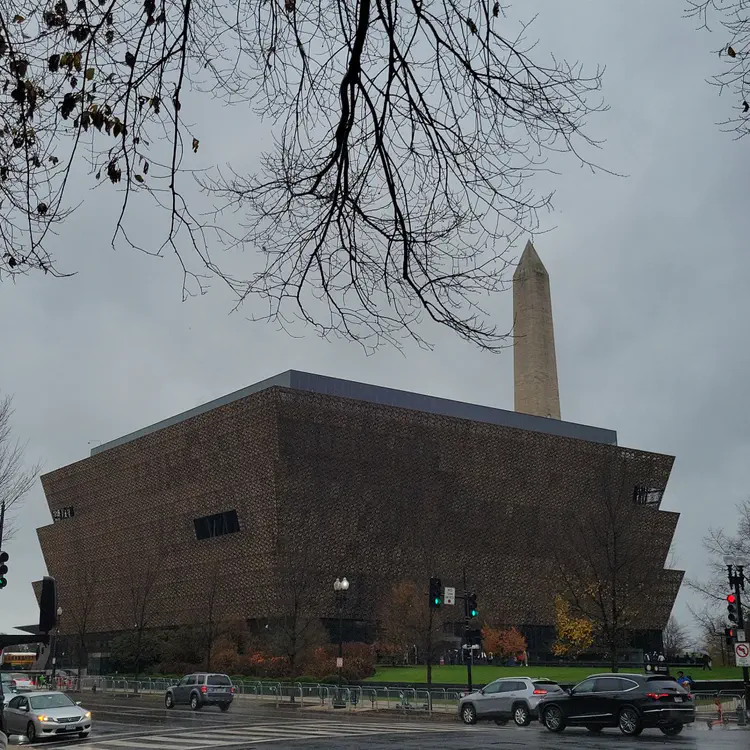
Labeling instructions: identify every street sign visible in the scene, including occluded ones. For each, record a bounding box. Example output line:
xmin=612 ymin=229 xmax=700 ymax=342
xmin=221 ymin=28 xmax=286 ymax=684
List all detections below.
xmin=738 ymin=629 xmax=747 ymax=643
xmin=336 ymin=657 xmax=343 ymax=668
xmin=734 ymin=642 xmax=750 ymax=667
xmin=444 ymin=587 xmax=456 ymax=605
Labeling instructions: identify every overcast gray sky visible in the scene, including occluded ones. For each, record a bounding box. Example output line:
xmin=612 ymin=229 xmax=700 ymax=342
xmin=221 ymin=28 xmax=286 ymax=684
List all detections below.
xmin=1 ymin=1 xmax=748 ymax=637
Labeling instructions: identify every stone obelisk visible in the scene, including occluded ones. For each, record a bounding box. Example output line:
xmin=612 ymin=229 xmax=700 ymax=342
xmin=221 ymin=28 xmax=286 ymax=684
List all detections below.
xmin=513 ymin=240 xmax=561 ymax=419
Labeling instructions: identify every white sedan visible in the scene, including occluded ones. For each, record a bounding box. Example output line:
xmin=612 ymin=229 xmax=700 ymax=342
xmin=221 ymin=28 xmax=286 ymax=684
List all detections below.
xmin=2 ymin=691 xmax=91 ymax=742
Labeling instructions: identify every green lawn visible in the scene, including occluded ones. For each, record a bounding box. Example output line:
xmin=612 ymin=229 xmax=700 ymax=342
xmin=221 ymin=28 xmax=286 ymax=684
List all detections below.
xmin=366 ymin=665 xmax=745 ymax=685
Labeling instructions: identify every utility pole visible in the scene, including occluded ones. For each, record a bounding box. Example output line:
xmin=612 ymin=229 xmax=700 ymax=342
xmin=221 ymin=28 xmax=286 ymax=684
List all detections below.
xmin=726 ymin=563 xmax=749 ymax=724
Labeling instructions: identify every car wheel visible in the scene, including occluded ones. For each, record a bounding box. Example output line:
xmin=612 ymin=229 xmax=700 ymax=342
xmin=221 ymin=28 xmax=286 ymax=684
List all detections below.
xmin=543 ymin=705 xmax=566 ymax=733
xmin=493 ymin=718 xmax=508 ymax=726
xmin=26 ymin=722 xmax=37 ymax=742
xmin=461 ymin=703 xmax=477 ymax=725
xmin=585 ymin=726 xmax=603 ymax=733
xmin=190 ymin=694 xmax=202 ymax=711
xmin=513 ymin=703 xmax=531 ymax=727
xmin=219 ymin=703 xmax=230 ymax=712
xmin=165 ymin=692 xmax=175 ymax=709
xmin=660 ymin=724 xmax=683 ymax=736
xmin=618 ymin=707 xmax=643 ymax=736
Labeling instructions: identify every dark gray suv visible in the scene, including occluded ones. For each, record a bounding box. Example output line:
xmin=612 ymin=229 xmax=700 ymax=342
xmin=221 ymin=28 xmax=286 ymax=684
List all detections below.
xmin=165 ymin=673 xmax=235 ymax=711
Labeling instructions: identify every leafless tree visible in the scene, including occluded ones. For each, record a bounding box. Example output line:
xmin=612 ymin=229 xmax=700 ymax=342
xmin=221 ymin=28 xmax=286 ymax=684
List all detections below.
xmin=270 ymin=557 xmax=329 ymax=675
xmin=686 ymin=498 xmax=749 ymax=616
xmin=552 ymin=454 xmax=657 ymax=672
xmin=200 ymin=563 xmax=233 ymax=672
xmin=66 ymin=558 xmax=100 ymax=679
xmin=686 ymin=0 xmax=750 ymax=138
xmin=0 ymin=0 xmax=605 ymax=350
xmin=0 ymin=393 xmax=41 ymax=544
xmin=116 ymin=543 xmax=164 ymax=682
xmin=663 ymin=616 xmax=691 ymax=660
xmin=689 ymin=604 xmax=731 ymax=665
xmin=376 ymin=580 xmax=445 ymax=684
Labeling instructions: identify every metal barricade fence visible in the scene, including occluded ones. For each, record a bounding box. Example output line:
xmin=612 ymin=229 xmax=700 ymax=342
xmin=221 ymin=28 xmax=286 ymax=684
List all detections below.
xmin=56 ymin=676 xmax=463 ymax=716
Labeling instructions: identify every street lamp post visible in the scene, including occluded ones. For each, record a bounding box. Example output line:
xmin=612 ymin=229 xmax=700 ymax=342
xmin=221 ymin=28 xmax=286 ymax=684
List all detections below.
xmin=333 ymin=577 xmax=350 ymax=695
xmin=51 ymin=606 xmax=63 ymax=684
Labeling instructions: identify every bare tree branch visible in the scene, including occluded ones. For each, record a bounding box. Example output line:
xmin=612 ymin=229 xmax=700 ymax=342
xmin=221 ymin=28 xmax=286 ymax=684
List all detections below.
xmin=0 ymin=393 xmax=41 ymax=544
xmin=686 ymin=0 xmax=750 ymax=138
xmin=0 ymin=0 xmax=606 ymax=351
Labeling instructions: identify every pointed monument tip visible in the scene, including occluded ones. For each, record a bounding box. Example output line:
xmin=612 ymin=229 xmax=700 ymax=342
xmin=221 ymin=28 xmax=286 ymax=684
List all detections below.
xmin=513 ymin=238 xmax=548 ymax=279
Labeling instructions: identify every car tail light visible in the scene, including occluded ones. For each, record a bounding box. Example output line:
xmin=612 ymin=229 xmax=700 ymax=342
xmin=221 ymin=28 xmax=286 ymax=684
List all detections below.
xmin=201 ymin=686 xmax=207 ymax=693
xmin=533 ymin=689 xmax=547 ymax=695
xmin=231 ymin=686 xmax=237 ymax=694
xmin=686 ymin=693 xmax=693 ymax=701
xmin=646 ymin=692 xmax=670 ymax=700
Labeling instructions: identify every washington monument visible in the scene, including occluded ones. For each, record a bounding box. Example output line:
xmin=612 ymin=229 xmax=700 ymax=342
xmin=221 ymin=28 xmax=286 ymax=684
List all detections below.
xmin=513 ymin=240 xmax=561 ymax=420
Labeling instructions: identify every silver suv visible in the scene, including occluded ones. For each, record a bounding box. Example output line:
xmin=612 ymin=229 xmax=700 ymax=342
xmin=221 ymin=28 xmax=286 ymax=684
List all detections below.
xmin=458 ymin=677 xmax=564 ymax=726
xmin=164 ymin=673 xmax=235 ymax=711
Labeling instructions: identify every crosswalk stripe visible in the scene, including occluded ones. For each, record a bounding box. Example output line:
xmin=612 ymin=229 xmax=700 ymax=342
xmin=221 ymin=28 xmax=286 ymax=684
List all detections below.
xmin=104 ymin=742 xmax=225 ymax=749
xmin=129 ymin=736 xmax=230 ymax=746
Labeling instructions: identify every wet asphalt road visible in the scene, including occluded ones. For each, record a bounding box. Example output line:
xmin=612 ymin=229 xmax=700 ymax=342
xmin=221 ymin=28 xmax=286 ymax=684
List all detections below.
xmin=7 ymin=694 xmax=748 ymax=749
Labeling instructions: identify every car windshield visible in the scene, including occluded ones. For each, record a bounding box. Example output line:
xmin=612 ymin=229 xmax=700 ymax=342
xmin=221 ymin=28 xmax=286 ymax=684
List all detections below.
xmin=207 ymin=675 xmax=231 ymax=686
xmin=29 ymin=694 xmax=75 ymax=710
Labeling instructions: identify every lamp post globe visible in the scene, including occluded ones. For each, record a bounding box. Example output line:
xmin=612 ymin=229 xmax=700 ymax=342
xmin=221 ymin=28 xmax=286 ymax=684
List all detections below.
xmin=333 ymin=576 xmax=351 ymax=698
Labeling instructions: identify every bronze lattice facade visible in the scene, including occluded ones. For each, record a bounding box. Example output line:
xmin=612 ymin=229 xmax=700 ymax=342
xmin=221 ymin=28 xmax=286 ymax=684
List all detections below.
xmin=34 ymin=371 xmax=683 ymax=650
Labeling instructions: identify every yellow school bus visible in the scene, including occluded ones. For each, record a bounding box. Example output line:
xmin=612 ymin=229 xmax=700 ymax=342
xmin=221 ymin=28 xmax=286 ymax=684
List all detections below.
xmin=0 ymin=650 xmax=35 ymax=668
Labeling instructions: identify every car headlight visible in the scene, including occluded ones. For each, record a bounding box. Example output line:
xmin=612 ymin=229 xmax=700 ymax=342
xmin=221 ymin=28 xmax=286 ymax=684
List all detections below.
xmin=84 ymin=711 xmax=92 ymax=719
xmin=36 ymin=715 xmax=50 ymax=722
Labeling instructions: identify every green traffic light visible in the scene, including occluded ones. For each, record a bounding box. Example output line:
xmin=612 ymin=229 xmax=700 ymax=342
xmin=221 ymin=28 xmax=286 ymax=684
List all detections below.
xmin=471 ymin=608 xmax=478 ymax=617
xmin=0 ymin=578 xmax=7 ymax=589
xmin=434 ymin=597 xmax=440 ymax=605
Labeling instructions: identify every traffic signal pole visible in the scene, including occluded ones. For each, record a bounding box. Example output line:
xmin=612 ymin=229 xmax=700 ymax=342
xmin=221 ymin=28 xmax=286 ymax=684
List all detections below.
xmin=735 ymin=576 xmax=750 ymax=721
xmin=463 ymin=568 xmax=472 ymax=694
xmin=727 ymin=565 xmax=750 ymax=723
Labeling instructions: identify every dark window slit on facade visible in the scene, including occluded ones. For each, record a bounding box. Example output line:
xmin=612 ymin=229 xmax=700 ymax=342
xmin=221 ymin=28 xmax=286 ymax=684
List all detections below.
xmin=633 ymin=486 xmax=664 ymax=507
xmin=194 ymin=509 xmax=240 ymax=540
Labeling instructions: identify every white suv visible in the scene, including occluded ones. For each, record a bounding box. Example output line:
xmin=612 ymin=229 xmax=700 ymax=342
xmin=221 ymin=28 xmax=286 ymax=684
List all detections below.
xmin=458 ymin=677 xmax=564 ymax=726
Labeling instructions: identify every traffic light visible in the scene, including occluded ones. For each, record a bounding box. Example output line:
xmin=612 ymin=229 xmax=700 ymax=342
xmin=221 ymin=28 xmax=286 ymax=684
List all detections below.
xmin=0 ymin=550 xmax=8 ymax=589
xmin=725 ymin=627 xmax=736 ymax=646
xmin=467 ymin=593 xmax=478 ymax=618
xmin=429 ymin=577 xmax=442 ymax=609
xmin=727 ymin=593 xmax=738 ymax=623
xmin=39 ymin=576 xmax=58 ymax=633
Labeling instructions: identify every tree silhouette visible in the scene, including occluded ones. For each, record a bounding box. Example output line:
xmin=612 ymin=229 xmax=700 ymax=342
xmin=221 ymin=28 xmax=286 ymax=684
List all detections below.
xmin=0 ymin=0 xmax=605 ymax=350
xmin=686 ymin=1 xmax=750 ymax=138
xmin=0 ymin=394 xmax=40 ymax=543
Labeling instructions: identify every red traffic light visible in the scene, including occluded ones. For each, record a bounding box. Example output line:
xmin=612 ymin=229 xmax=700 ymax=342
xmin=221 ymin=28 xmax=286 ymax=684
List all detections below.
xmin=728 ymin=594 xmax=737 ymax=604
